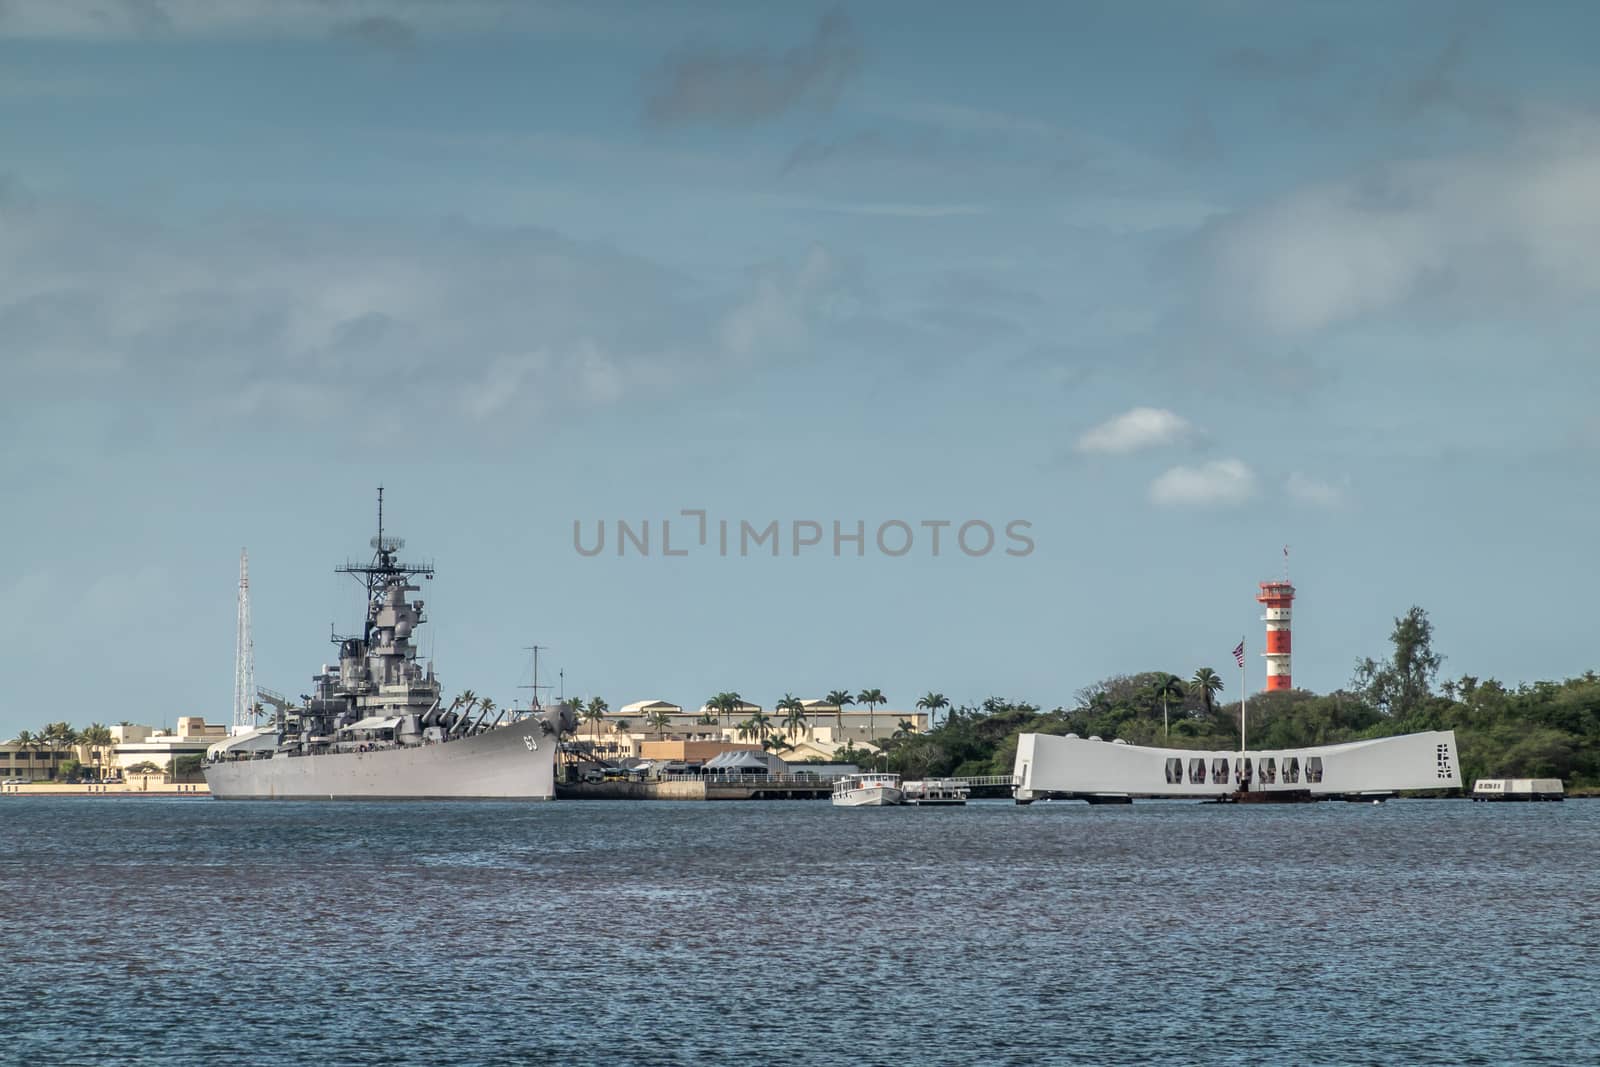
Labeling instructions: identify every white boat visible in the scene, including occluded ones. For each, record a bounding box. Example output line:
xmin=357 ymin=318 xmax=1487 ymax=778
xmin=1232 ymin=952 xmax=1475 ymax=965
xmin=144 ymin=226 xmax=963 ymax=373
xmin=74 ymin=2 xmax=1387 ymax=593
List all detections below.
xmin=831 ymin=772 xmax=904 ymax=807
xmin=1471 ymin=778 xmax=1564 ymax=802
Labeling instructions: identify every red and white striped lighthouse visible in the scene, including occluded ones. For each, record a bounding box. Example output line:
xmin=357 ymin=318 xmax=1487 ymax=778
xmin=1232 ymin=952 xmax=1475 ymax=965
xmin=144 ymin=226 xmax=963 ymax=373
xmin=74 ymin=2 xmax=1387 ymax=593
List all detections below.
xmin=1256 ymin=577 xmax=1295 ymax=691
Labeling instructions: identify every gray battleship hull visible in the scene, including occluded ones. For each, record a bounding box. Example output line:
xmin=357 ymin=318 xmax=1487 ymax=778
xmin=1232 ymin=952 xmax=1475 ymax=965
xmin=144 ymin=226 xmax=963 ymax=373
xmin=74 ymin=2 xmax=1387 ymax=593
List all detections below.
xmin=205 ymin=719 xmax=557 ymax=800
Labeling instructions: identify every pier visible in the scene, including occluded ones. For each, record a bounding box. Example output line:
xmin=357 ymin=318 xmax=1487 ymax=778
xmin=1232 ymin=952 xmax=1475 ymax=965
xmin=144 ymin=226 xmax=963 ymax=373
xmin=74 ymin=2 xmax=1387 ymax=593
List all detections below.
xmin=556 ymin=773 xmax=1020 ymax=802
xmin=2 ymin=780 xmax=210 ymax=797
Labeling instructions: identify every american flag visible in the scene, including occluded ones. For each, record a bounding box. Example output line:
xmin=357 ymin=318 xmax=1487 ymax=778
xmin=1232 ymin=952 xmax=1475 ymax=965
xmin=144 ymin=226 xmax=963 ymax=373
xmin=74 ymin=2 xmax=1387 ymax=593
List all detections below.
xmin=1232 ymin=640 xmax=1245 ymax=668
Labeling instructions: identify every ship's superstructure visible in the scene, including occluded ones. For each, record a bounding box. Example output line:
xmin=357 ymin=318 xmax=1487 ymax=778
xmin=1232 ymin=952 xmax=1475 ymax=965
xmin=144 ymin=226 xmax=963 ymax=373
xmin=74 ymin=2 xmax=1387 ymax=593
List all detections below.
xmin=205 ymin=491 xmax=568 ymax=799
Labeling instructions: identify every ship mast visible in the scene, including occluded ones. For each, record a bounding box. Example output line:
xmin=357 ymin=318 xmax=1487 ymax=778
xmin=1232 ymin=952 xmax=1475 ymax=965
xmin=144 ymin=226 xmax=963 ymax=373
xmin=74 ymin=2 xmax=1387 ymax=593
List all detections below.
xmin=520 ymin=644 xmax=549 ymax=711
xmin=336 ymin=487 xmax=433 ymax=642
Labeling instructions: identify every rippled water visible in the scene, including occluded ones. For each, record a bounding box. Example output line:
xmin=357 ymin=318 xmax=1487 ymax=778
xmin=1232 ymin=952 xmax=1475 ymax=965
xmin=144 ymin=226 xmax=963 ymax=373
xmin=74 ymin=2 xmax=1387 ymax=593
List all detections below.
xmin=3 ymin=798 xmax=1596 ymax=1065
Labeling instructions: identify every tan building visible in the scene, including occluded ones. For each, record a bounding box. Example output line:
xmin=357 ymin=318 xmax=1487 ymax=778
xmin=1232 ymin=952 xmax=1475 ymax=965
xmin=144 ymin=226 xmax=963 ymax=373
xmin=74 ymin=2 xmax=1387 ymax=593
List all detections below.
xmin=112 ymin=717 xmax=226 ymax=777
xmin=0 ymin=739 xmax=72 ymax=781
xmin=638 ymin=739 xmax=762 ymax=763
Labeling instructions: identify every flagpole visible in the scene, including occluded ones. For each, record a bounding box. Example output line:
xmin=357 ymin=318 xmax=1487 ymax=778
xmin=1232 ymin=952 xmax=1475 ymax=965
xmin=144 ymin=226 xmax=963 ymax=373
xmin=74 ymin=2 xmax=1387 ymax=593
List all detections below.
xmin=1240 ymin=635 xmax=1247 ymax=762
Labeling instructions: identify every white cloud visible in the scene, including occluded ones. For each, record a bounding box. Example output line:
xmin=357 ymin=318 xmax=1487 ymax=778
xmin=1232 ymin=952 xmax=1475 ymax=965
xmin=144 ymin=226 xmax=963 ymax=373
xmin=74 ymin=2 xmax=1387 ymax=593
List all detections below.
xmin=1149 ymin=459 xmax=1257 ymax=507
xmin=0 ymin=185 xmax=841 ymax=427
xmin=1203 ymin=118 xmax=1600 ymax=336
xmin=1286 ymin=471 xmax=1347 ymax=509
xmin=1076 ymin=407 xmax=1193 ymax=454
xmin=719 ymin=245 xmax=836 ymax=361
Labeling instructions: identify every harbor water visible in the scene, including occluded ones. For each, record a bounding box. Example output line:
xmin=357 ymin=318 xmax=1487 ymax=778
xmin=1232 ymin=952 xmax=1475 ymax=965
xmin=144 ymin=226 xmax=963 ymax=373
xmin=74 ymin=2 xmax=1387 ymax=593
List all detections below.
xmin=3 ymin=798 xmax=1596 ymax=1065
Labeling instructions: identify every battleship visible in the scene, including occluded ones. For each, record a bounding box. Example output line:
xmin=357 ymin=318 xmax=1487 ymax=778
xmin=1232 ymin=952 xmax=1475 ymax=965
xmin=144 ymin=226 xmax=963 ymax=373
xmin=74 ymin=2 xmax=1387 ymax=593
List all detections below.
xmin=204 ymin=491 xmax=571 ymax=799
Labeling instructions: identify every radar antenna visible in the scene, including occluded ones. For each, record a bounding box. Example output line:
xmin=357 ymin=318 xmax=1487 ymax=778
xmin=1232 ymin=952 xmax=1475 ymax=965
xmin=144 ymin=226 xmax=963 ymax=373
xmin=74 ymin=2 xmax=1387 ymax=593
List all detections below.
xmin=336 ymin=488 xmax=434 ymax=642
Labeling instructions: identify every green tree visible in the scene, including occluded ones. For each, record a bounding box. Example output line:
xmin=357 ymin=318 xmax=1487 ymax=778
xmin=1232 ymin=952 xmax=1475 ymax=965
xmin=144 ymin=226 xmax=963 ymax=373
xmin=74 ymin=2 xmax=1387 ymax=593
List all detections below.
xmin=172 ymin=754 xmax=205 ymax=782
xmin=705 ymin=692 xmax=743 ymax=728
xmin=1354 ymin=605 xmax=1443 ymax=719
xmin=776 ymin=694 xmax=807 ymax=741
xmin=581 ymin=699 xmax=607 ymax=745
xmin=41 ymin=722 xmax=78 ymax=779
xmin=825 ymin=689 xmax=854 ymax=736
xmin=1151 ymin=673 xmax=1185 ymax=739
xmin=734 ymin=709 xmax=773 ymax=745
xmin=80 ymin=723 xmax=114 ymax=780
xmin=856 ymin=688 xmax=886 ymax=740
xmin=12 ymin=730 xmax=39 ymax=780
xmin=1189 ymin=668 xmax=1223 ymax=718
xmin=645 ymin=709 xmax=673 ymax=739
xmin=916 ymin=692 xmax=949 ymax=729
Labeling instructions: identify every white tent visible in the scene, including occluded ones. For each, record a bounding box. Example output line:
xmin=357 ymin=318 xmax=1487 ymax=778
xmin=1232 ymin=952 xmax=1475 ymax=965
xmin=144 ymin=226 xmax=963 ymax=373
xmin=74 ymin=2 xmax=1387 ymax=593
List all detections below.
xmin=702 ymin=749 xmax=787 ymax=775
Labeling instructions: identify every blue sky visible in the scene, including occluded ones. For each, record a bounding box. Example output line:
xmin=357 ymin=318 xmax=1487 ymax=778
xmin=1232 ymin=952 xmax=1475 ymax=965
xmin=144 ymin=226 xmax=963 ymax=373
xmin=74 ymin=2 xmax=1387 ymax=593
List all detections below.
xmin=5 ymin=0 xmax=1600 ymax=735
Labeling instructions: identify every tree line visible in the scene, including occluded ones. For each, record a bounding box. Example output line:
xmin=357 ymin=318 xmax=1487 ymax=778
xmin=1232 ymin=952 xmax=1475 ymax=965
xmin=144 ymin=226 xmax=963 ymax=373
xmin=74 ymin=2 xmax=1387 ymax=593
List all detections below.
xmin=862 ymin=607 xmax=1600 ymax=791
xmin=7 ymin=722 xmax=119 ymax=781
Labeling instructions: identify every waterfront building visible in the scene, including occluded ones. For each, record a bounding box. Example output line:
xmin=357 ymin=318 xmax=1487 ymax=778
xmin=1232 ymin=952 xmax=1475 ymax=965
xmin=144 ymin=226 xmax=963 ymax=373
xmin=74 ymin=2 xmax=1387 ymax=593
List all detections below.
xmin=608 ymin=704 xmax=926 ymax=743
xmin=637 ymin=739 xmax=763 ymax=763
xmin=0 ymin=740 xmax=71 ymax=781
xmin=111 ymin=717 xmax=226 ymax=778
xmin=618 ymin=699 xmax=682 ymax=717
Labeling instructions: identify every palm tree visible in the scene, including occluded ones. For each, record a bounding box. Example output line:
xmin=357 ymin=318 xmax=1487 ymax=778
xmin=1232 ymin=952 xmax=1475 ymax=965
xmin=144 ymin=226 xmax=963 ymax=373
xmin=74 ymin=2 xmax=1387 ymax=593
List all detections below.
xmin=776 ymin=694 xmax=807 ymax=741
xmin=474 ymin=698 xmax=496 ymax=733
xmin=581 ymin=699 xmax=607 ymax=745
xmin=1151 ymin=673 xmax=1185 ymax=739
xmin=735 ymin=708 xmax=772 ymax=745
xmin=1190 ymin=667 xmax=1224 ymax=718
xmin=916 ymin=692 xmax=948 ymax=730
xmin=706 ymin=692 xmax=741 ymax=728
xmin=12 ymin=730 xmax=38 ymax=781
xmin=856 ymin=689 xmax=886 ymax=741
xmin=42 ymin=722 xmax=78 ymax=778
xmin=587 ymin=697 xmax=609 ymax=722
xmin=824 ymin=689 xmax=854 ymax=737
xmin=80 ymin=723 xmax=114 ymax=780
xmin=645 ymin=709 xmax=673 ymax=740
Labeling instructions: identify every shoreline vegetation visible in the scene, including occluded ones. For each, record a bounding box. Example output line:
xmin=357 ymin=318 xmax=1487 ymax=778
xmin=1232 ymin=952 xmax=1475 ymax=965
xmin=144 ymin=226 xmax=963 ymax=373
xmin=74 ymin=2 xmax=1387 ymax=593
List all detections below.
xmin=10 ymin=606 xmax=1595 ymax=797
xmin=806 ymin=606 xmax=1600 ymax=794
